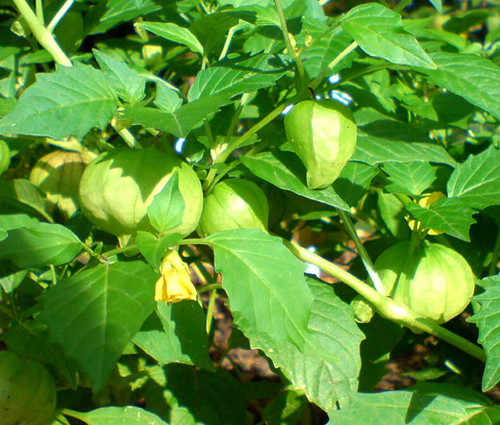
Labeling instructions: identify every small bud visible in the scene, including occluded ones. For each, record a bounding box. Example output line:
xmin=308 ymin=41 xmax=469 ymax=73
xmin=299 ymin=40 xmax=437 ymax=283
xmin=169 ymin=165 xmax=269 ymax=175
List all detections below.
xmin=155 ymin=250 xmax=197 ymax=304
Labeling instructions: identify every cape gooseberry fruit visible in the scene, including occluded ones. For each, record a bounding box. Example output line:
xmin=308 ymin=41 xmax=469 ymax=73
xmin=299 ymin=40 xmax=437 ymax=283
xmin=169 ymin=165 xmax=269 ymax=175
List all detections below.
xmin=78 ymin=148 xmax=203 ymax=238
xmin=197 ymin=178 xmax=268 ymax=236
xmin=0 ymin=140 xmax=10 ymax=175
xmin=284 ymin=99 xmax=357 ymax=190
xmin=0 ymin=351 xmax=57 ymax=425
xmin=375 ymin=241 xmax=475 ymax=324
xmin=30 ymin=150 xmax=94 ymax=219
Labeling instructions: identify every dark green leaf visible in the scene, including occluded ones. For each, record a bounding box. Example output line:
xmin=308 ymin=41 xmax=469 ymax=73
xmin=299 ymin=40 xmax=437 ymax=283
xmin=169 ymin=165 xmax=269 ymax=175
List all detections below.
xmin=135 ymin=22 xmax=204 ymax=54
xmin=40 ymin=261 xmax=157 ymax=391
xmin=136 ymin=231 xmax=183 ymax=271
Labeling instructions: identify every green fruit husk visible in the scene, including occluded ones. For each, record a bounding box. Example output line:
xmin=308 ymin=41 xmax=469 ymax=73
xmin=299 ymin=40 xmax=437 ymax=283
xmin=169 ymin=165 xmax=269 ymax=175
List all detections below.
xmin=284 ymin=99 xmax=357 ymax=190
xmin=375 ymin=241 xmax=475 ymax=324
xmin=78 ymin=148 xmax=203 ymax=238
xmin=197 ymin=178 xmax=269 ymax=236
xmin=0 ymin=351 xmax=57 ymax=425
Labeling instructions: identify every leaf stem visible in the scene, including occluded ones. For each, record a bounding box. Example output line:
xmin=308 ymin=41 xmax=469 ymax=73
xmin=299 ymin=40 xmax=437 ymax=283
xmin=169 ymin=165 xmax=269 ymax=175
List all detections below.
xmin=205 ymin=288 xmax=217 ymax=334
xmin=219 ymin=25 xmax=237 ymax=60
xmin=338 ymin=210 xmax=385 ymax=293
xmin=47 ymin=0 xmax=74 ymax=32
xmin=489 ymin=227 xmax=500 ymax=276
xmin=284 ymin=239 xmax=486 ymax=362
xmin=12 ymin=0 xmax=72 ymax=66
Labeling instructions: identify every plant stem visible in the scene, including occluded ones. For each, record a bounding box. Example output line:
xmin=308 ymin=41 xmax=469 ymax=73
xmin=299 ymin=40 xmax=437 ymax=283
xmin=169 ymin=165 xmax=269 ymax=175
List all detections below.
xmin=309 ymin=41 xmax=358 ymax=91
xmin=274 ymin=0 xmax=307 ymax=92
xmin=219 ymin=25 xmax=237 ymax=60
xmin=284 ymin=239 xmax=486 ymax=362
xmin=205 ymin=288 xmax=217 ymax=334
xmin=338 ymin=210 xmax=385 ymax=293
xmin=12 ymin=0 xmax=72 ymax=67
xmin=47 ymin=0 xmax=74 ymax=32
xmin=489 ymin=226 xmax=500 ymax=276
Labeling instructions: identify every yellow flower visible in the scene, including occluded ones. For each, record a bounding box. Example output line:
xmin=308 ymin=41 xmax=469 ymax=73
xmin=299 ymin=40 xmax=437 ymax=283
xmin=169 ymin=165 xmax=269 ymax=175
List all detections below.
xmin=154 ymin=250 xmax=197 ymax=304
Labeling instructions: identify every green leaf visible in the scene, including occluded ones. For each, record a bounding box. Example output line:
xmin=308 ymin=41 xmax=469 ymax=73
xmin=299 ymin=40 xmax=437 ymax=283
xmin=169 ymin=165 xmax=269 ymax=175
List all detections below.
xmin=377 ymin=192 xmax=411 ymax=239
xmin=383 ymin=162 xmax=437 ymax=195
xmin=419 ymin=53 xmax=500 ymax=121
xmin=136 ymin=231 xmax=183 ymax=271
xmin=133 ymin=302 xmax=213 ymax=370
xmin=79 ymin=406 xmax=168 ymax=425
xmin=147 ymin=172 xmax=185 ymax=234
xmin=188 ymin=54 xmax=289 ymax=101
xmin=0 ymin=213 xmax=39 ymax=241
xmin=262 ymin=390 xmax=307 ymax=425
xmin=405 ymin=198 xmax=476 ymax=242
xmin=123 ymin=94 xmax=230 ymax=138
xmin=352 ymin=135 xmax=456 ymax=166
xmin=190 ymin=13 xmax=239 ymax=56
xmin=94 ymin=49 xmax=145 ymax=103
xmin=327 ymin=383 xmax=500 ymax=424
xmin=0 ymin=63 xmax=118 ymax=139
xmin=341 ymin=4 xmax=436 ymax=69
xmin=0 ymin=222 xmax=82 ymax=268
xmin=447 ymin=147 xmax=500 ymax=209
xmin=40 ymin=261 xmax=157 ymax=392
xmin=154 ymin=82 xmax=182 ymax=113
xmin=235 ymin=278 xmax=364 ymax=410
xmin=135 ymin=22 xmax=204 ymax=55
xmin=427 ymin=0 xmax=443 ymax=13
xmin=242 ymin=151 xmax=350 ymax=211
xmin=0 ymin=179 xmax=51 ymax=221
xmin=469 ymin=275 xmax=500 ymax=391
xmin=206 ymin=229 xmax=314 ymax=348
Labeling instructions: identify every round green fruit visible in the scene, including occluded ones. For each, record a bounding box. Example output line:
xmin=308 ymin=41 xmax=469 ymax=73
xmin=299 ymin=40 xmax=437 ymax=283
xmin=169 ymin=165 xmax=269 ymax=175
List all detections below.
xmin=78 ymin=148 xmax=203 ymax=238
xmin=0 ymin=140 xmax=10 ymax=175
xmin=284 ymin=99 xmax=357 ymax=190
xmin=197 ymin=178 xmax=268 ymax=236
xmin=375 ymin=241 xmax=475 ymax=324
xmin=30 ymin=150 xmax=93 ymax=219
xmin=0 ymin=351 xmax=57 ymax=425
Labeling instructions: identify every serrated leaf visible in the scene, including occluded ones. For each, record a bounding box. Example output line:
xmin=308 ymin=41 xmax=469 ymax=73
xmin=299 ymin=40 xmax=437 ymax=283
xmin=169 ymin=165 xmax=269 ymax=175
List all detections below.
xmin=147 ymin=172 xmax=185 ymax=234
xmin=80 ymin=406 xmax=168 ymax=425
xmin=40 ymin=261 xmax=157 ymax=392
xmin=190 ymin=13 xmax=239 ymax=56
xmin=94 ymin=49 xmax=145 ymax=103
xmin=0 ymin=63 xmax=118 ymax=139
xmin=469 ymin=275 xmax=500 ymax=391
xmin=341 ymin=4 xmax=436 ymax=69
xmin=206 ymin=229 xmax=314 ymax=348
xmin=447 ymin=147 xmax=500 ymax=209
xmin=327 ymin=383 xmax=500 ymax=424
xmin=136 ymin=231 xmax=183 ymax=271
xmin=419 ymin=53 xmax=500 ymax=121
xmin=383 ymin=162 xmax=437 ymax=195
xmin=135 ymin=22 xmax=204 ymax=55
xmin=133 ymin=302 xmax=213 ymax=370
xmin=188 ymin=54 xmax=289 ymax=101
xmin=352 ymin=135 xmax=456 ymax=166
xmin=123 ymin=94 xmax=230 ymax=138
xmin=406 ymin=198 xmax=476 ymax=241
xmin=0 ymin=222 xmax=82 ymax=267
xmin=242 ymin=151 xmax=350 ymax=211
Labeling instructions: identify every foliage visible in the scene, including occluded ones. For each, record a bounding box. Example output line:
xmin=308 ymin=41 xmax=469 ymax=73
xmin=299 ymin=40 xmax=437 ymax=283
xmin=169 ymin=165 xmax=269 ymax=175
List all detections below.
xmin=0 ymin=0 xmax=499 ymax=423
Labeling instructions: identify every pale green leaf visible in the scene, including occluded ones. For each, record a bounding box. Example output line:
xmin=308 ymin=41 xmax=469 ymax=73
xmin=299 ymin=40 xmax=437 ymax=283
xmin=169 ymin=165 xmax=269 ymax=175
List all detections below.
xmin=383 ymin=162 xmax=437 ymax=195
xmin=148 ymin=172 xmax=185 ymax=234
xmin=206 ymin=229 xmax=314 ymax=348
xmin=0 ymin=63 xmax=118 ymax=139
xmin=80 ymin=406 xmax=168 ymax=425
xmin=419 ymin=53 xmax=500 ymax=121
xmin=135 ymin=22 xmax=204 ymax=55
xmin=469 ymin=275 xmax=500 ymax=391
xmin=133 ymin=302 xmax=213 ymax=370
xmin=40 ymin=261 xmax=157 ymax=391
xmin=136 ymin=232 xmax=182 ymax=271
xmin=341 ymin=4 xmax=436 ymax=69
xmin=447 ymin=147 xmax=500 ymax=209
xmin=0 ymin=222 xmax=82 ymax=267
xmin=0 ymin=213 xmax=39 ymax=241
xmin=154 ymin=82 xmax=182 ymax=113
xmin=242 ymin=151 xmax=350 ymax=211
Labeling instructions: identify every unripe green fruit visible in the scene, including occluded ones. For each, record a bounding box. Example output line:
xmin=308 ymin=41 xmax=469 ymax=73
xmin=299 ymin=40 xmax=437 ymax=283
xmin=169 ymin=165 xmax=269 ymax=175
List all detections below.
xmin=375 ymin=241 xmax=475 ymax=324
xmin=30 ymin=150 xmax=93 ymax=219
xmin=0 ymin=351 xmax=57 ymax=425
xmin=197 ymin=178 xmax=268 ymax=236
xmin=0 ymin=140 xmax=10 ymax=175
xmin=78 ymin=148 xmax=203 ymax=238
xmin=284 ymin=100 xmax=357 ymax=189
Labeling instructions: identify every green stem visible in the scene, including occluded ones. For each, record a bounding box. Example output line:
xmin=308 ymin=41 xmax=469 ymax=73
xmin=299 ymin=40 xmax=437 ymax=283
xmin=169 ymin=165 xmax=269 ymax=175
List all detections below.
xmin=12 ymin=0 xmax=72 ymax=66
xmin=60 ymin=409 xmax=89 ymax=423
xmin=47 ymin=0 xmax=73 ymax=32
xmin=35 ymin=0 xmax=43 ymax=23
xmin=338 ymin=210 xmax=385 ymax=293
xmin=284 ymin=240 xmax=486 ymax=362
xmin=219 ymin=25 xmax=237 ymax=60
xmin=489 ymin=226 xmax=500 ymax=276
xmin=394 ymin=0 xmax=413 ymax=13
xmin=102 ymin=244 xmax=138 ymax=258
xmin=274 ymin=0 xmax=306 ymax=92
xmin=309 ymin=41 xmax=358 ymax=91
xmin=205 ymin=288 xmax=217 ymax=334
